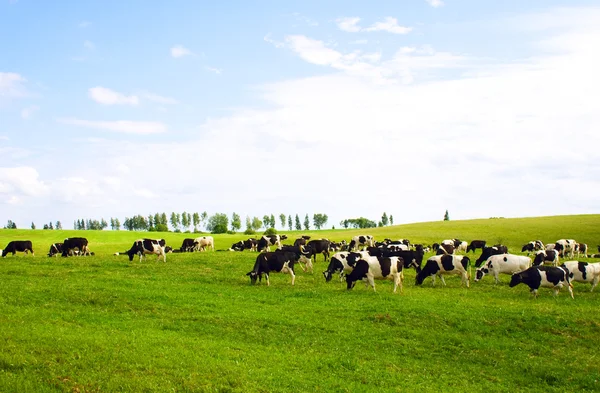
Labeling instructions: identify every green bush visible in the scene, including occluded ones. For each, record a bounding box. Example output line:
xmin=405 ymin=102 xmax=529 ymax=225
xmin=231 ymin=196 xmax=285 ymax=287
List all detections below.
xmin=244 ymin=228 xmax=256 ymax=235
xmin=263 ymin=227 xmax=277 ymax=235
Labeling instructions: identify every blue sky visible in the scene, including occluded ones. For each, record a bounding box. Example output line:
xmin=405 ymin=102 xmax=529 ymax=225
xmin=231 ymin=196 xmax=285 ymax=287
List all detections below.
xmin=1 ymin=0 xmax=599 ymax=230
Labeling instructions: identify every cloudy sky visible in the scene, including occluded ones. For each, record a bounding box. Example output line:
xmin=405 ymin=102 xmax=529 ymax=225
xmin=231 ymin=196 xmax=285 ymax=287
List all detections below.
xmin=1 ymin=0 xmax=599 ymax=230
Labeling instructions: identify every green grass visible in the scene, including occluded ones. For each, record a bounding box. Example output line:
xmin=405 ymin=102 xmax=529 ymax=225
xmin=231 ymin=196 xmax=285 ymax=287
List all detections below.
xmin=1 ymin=215 xmax=599 ymax=392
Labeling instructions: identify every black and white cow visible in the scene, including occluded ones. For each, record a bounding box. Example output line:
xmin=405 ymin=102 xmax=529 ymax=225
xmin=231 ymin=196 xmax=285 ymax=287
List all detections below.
xmin=415 ymin=255 xmax=471 ymax=287
xmin=61 ymin=237 xmax=89 ymax=257
xmin=193 ymin=236 xmax=215 ymax=252
xmin=246 ymin=250 xmax=302 ymax=286
xmin=344 ymin=253 xmax=404 ymax=293
xmin=509 ymin=266 xmax=574 ymax=299
xmin=116 ymin=239 xmax=167 ymax=262
xmin=521 ymin=240 xmax=545 ymax=254
xmin=293 ymin=236 xmax=311 ymax=247
xmin=475 ymin=245 xmax=508 ymax=267
xmin=560 ymin=261 xmax=600 ymax=292
xmin=230 ymin=238 xmax=258 ymax=252
xmin=322 ymin=251 xmax=370 ymax=282
xmin=257 ymin=235 xmax=287 ymax=252
xmin=575 ymin=243 xmax=588 ymax=259
xmin=47 ymin=243 xmax=64 ymax=257
xmin=277 ymin=245 xmax=314 ymax=273
xmin=436 ymin=243 xmax=455 ymax=255
xmin=306 ymin=239 xmax=331 ymax=262
xmin=532 ymin=249 xmax=559 ymax=267
xmin=555 ymin=239 xmax=577 ymax=259
xmin=180 ymin=238 xmax=196 ymax=252
xmin=475 ymin=254 xmax=531 ymax=284
xmin=348 ymin=235 xmax=375 ymax=251
xmin=466 ymin=240 xmax=486 ymax=253
xmin=1 ymin=240 xmax=34 ymax=257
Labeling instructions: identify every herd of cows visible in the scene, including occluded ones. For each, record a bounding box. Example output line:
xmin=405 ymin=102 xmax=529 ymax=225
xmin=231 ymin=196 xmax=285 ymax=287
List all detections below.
xmin=2 ymin=234 xmax=599 ymax=298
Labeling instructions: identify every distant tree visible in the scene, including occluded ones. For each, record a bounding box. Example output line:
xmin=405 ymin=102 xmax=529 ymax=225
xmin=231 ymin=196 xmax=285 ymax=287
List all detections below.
xmin=251 ymin=217 xmax=263 ymax=231
xmin=381 ymin=212 xmax=389 ymax=226
xmin=147 ymin=215 xmax=155 ymax=230
xmin=288 ymin=215 xmax=292 ymax=231
xmin=303 ymin=214 xmax=310 ymax=231
xmin=49 ymin=222 xmax=53 ymax=230
xmin=245 ymin=216 xmax=252 ymax=231
xmin=31 ymin=222 xmax=36 ymax=230
xmin=342 ymin=217 xmax=377 ymax=229
xmin=390 ymin=215 xmax=394 ymax=226
xmin=153 ymin=213 xmax=161 ymax=229
xmin=114 ymin=218 xmax=121 ymax=231
xmin=55 ymin=221 xmax=62 ymax=230
xmin=207 ymin=213 xmax=229 ymax=234
xmin=201 ymin=211 xmax=208 ymax=230
xmin=231 ymin=212 xmax=241 ymax=232
xmin=279 ymin=214 xmax=286 ymax=229
xmin=313 ymin=213 xmax=328 ymax=230
xmin=192 ymin=212 xmax=200 ymax=232
xmin=295 ymin=214 xmax=301 ymax=231
xmin=74 ymin=220 xmax=77 ymax=230
xmin=270 ymin=214 xmax=276 ymax=229
xmin=170 ymin=212 xmax=178 ymax=231
xmin=181 ymin=211 xmax=189 ymax=231
xmin=263 ymin=215 xmax=270 ymax=229
xmin=340 ymin=220 xmax=349 ymax=229
xmin=43 ymin=224 xmax=49 ymax=230
xmin=160 ymin=212 xmax=168 ymax=226
xmin=444 ymin=210 xmax=450 ymax=221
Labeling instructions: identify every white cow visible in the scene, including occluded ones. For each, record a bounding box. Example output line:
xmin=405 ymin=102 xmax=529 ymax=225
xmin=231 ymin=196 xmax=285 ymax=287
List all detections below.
xmin=561 ymin=261 xmax=600 ymax=292
xmin=475 ymin=254 xmax=531 ymax=284
xmin=193 ymin=236 xmax=215 ymax=252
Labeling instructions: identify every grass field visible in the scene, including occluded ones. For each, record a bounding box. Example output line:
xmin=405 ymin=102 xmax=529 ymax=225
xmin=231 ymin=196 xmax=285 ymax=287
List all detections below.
xmin=1 ymin=215 xmax=599 ymax=392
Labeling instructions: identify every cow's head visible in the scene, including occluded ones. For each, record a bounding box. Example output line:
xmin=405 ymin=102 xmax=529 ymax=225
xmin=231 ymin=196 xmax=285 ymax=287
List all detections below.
xmin=246 ymin=271 xmax=259 ymax=284
xmin=509 ymin=272 xmax=524 ymax=287
xmin=346 ymin=275 xmax=357 ymax=290
xmin=475 ymin=266 xmax=488 ymax=282
xmin=322 ymin=270 xmax=332 ymax=282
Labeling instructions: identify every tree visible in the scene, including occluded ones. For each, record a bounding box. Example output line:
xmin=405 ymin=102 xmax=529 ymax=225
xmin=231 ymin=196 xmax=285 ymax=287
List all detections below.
xmin=43 ymin=224 xmax=49 ymax=230
xmin=295 ymin=214 xmax=301 ymax=231
xmin=262 ymin=215 xmax=270 ymax=229
xmin=341 ymin=217 xmax=377 ymax=229
xmin=100 ymin=219 xmax=107 ymax=230
xmin=170 ymin=212 xmax=178 ymax=231
xmin=207 ymin=213 xmax=229 ymax=234
xmin=181 ymin=211 xmax=189 ymax=231
xmin=288 ymin=215 xmax=292 ymax=231
xmin=114 ymin=218 xmax=121 ymax=231
xmin=381 ymin=212 xmax=389 ymax=226
xmin=270 ymin=214 xmax=276 ymax=229
xmin=390 ymin=215 xmax=394 ymax=225
xmin=303 ymin=214 xmax=310 ymax=231
xmin=251 ymin=217 xmax=263 ymax=231
xmin=49 ymin=222 xmax=53 ymax=230
xmin=201 ymin=211 xmax=208 ymax=230
xmin=313 ymin=213 xmax=328 ymax=230
xmin=444 ymin=210 xmax=450 ymax=221
xmin=160 ymin=212 xmax=168 ymax=226
xmin=340 ymin=220 xmax=349 ymax=229
xmin=31 ymin=222 xmax=36 ymax=230
xmin=231 ymin=212 xmax=241 ymax=232
xmin=192 ymin=212 xmax=200 ymax=232
xmin=279 ymin=214 xmax=286 ymax=229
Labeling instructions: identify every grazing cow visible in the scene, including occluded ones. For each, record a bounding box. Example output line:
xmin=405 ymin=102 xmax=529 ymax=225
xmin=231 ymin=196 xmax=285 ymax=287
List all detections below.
xmin=546 ymin=243 xmax=556 ymax=251
xmin=475 ymin=245 xmax=508 ymax=267
xmin=47 ymin=243 xmax=63 ymax=257
xmin=415 ymin=255 xmax=471 ymax=287
xmin=575 ymin=243 xmax=588 ymax=259
xmin=322 ymin=251 xmax=370 ymax=282
xmin=293 ymin=236 xmax=311 ymax=247
xmin=306 ymin=239 xmax=331 ymax=262
xmin=555 ymin=239 xmax=577 ymax=258
xmin=561 ymin=261 xmax=600 ymax=292
xmin=431 ymin=243 xmax=440 ymax=252
xmin=475 ymin=254 xmax=532 ymax=284
xmin=246 ymin=250 xmax=302 ymax=286
xmin=117 ymin=239 xmax=167 ymax=262
xmin=455 ymin=241 xmax=468 ymax=253
xmin=229 ymin=238 xmax=258 ymax=252
xmin=1 ymin=240 xmax=34 ymax=257
xmin=436 ymin=243 xmax=455 ymax=255
xmin=521 ymin=241 xmax=545 ymax=254
xmin=180 ymin=238 xmax=196 ymax=252
xmin=509 ymin=266 xmax=573 ymax=299
xmin=348 ymin=235 xmax=375 ymax=251
xmin=61 ymin=237 xmax=89 ymax=257
xmin=164 ymin=246 xmax=173 ymax=253
xmin=193 ymin=236 xmax=215 ymax=252
xmin=466 ymin=240 xmax=486 ymax=253
xmin=532 ymin=250 xmax=559 ymax=267
xmin=344 ymin=253 xmax=404 ymax=293
xmin=277 ymin=245 xmax=314 ymax=272
xmin=257 ymin=235 xmax=287 ymax=252
xmin=329 ymin=241 xmax=343 ymax=252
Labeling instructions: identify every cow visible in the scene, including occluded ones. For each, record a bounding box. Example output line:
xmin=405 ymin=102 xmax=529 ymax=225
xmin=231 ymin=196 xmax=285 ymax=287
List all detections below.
xmin=61 ymin=238 xmax=89 ymax=257
xmin=229 ymin=238 xmax=258 ymax=252
xmin=329 ymin=241 xmax=344 ymax=252
xmin=546 ymin=243 xmax=556 ymax=251
xmin=432 ymin=243 xmax=440 ymax=252
xmin=415 ymin=255 xmax=471 ymax=287
xmin=47 ymin=243 xmax=63 ymax=257
xmin=509 ymin=266 xmax=574 ymax=299
xmin=475 ymin=245 xmax=508 ymax=267
xmin=277 ymin=245 xmax=314 ymax=273
xmin=257 ymin=235 xmax=287 ymax=252
xmin=1 ymin=240 xmax=34 ymax=257
xmin=348 ymin=235 xmax=375 ymax=251
xmin=116 ymin=238 xmax=167 ymax=262
xmin=246 ymin=250 xmax=302 ymax=286
xmin=575 ymin=243 xmax=588 ymax=259
xmin=344 ymin=253 xmax=404 ymax=293
xmin=475 ymin=254 xmax=532 ymax=284
xmin=293 ymin=236 xmax=311 ymax=247
xmin=322 ymin=251 xmax=370 ymax=282
xmin=555 ymin=239 xmax=577 ymax=259
xmin=193 ymin=236 xmax=215 ymax=252
xmin=561 ymin=261 xmax=600 ymax=292
xmin=532 ymin=250 xmax=559 ymax=267
xmin=180 ymin=238 xmax=196 ymax=252
xmin=306 ymin=239 xmax=331 ymax=262
xmin=521 ymin=240 xmax=545 ymax=254
xmin=456 ymin=241 xmax=468 ymax=253
xmin=436 ymin=243 xmax=455 ymax=255
xmin=466 ymin=240 xmax=486 ymax=253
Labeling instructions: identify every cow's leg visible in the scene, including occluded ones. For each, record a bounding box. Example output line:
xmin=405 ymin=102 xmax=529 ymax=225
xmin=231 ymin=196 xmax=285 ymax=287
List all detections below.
xmin=290 ymin=270 xmax=295 ymax=286
xmin=439 ymin=275 xmax=447 ymax=287
xmin=265 ymin=273 xmax=270 ymax=286
xmin=494 ymin=272 xmax=500 ymax=285
xmin=591 ymin=277 xmax=599 ymax=292
xmin=463 ymin=272 xmax=470 ymax=288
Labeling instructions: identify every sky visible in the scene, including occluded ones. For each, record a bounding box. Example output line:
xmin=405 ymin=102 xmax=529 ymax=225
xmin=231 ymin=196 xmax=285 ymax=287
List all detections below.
xmin=1 ymin=0 xmax=599 ymax=230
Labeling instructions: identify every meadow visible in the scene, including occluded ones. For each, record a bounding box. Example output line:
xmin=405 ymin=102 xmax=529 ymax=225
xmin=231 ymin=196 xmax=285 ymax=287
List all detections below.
xmin=0 ymin=214 xmax=599 ymax=392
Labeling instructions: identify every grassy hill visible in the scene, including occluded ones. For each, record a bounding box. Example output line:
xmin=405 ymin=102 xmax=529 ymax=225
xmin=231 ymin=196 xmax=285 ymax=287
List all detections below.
xmin=0 ymin=215 xmax=599 ymax=392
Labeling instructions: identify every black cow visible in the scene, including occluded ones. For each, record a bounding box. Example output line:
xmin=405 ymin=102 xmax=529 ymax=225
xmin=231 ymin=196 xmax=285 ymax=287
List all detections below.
xmin=246 ymin=250 xmax=302 ymax=286
xmin=117 ymin=239 xmax=167 ymax=262
xmin=47 ymin=243 xmax=63 ymax=257
xmin=306 ymin=239 xmax=331 ymax=262
xmin=293 ymin=235 xmax=311 ymax=247
xmin=475 ymin=245 xmax=508 ymax=267
xmin=61 ymin=237 xmax=89 ymax=257
xmin=467 ymin=240 xmax=486 ymax=253
xmin=509 ymin=266 xmax=573 ymax=299
xmin=180 ymin=238 xmax=196 ymax=252
xmin=1 ymin=240 xmax=34 ymax=257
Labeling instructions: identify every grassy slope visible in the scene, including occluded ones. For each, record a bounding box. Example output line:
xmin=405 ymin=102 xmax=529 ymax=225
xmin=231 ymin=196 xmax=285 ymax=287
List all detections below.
xmin=0 ymin=215 xmax=599 ymax=392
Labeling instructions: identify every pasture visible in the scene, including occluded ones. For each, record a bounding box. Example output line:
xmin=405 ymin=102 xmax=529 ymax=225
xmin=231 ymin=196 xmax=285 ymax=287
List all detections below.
xmin=1 ymin=214 xmax=599 ymax=392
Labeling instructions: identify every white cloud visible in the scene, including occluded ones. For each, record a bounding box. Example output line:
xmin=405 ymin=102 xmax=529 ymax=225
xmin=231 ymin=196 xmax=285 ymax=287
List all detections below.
xmin=57 ymin=118 xmax=167 ymax=134
xmin=425 ymin=0 xmax=444 ymax=8
xmin=264 ymin=33 xmax=284 ymax=48
xmin=205 ymin=66 xmax=222 ymax=74
xmin=170 ymin=45 xmax=192 ymax=58
xmin=336 ymin=16 xmax=411 ymax=34
xmin=0 ymin=167 xmax=48 ymax=197
xmin=21 ymin=105 xmax=39 ymax=119
xmin=141 ymin=92 xmax=178 ymax=105
xmin=88 ymin=87 xmax=139 ymax=106
xmin=0 ymin=72 xmax=28 ymax=99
